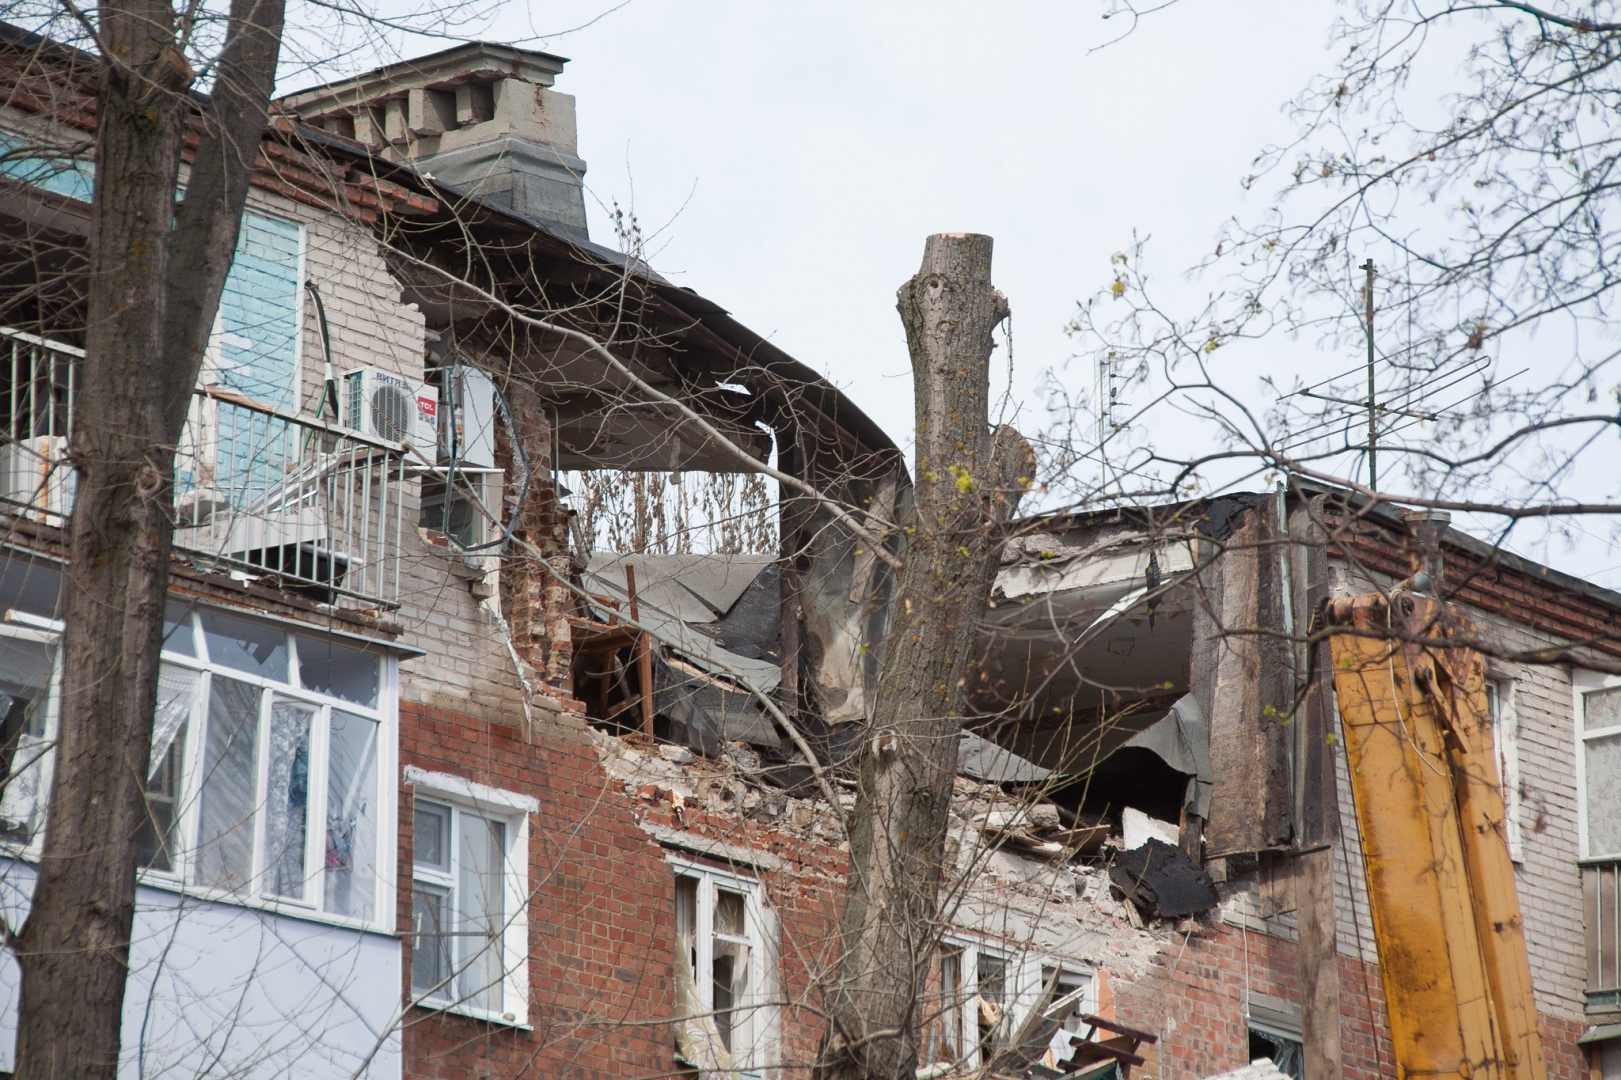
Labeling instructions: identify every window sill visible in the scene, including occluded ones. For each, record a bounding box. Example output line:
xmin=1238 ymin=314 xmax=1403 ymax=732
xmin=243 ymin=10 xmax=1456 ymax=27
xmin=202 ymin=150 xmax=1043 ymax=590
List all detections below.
xmin=410 ymin=999 xmax=532 ymax=1030
xmin=0 ymin=851 xmax=395 ymax=938
xmin=1587 ymin=989 xmax=1621 ymax=1013
xmin=134 ymin=869 xmax=397 ymax=938
xmin=675 ymin=1054 xmax=764 ymax=1080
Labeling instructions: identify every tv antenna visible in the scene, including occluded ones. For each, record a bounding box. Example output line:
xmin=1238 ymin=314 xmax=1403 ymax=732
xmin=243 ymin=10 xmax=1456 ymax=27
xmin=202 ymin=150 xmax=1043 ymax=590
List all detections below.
xmin=1363 ymin=258 xmax=1376 ymax=491
xmin=1097 ymin=352 xmax=1128 ymax=491
xmin=1286 ymin=258 xmax=1460 ymax=489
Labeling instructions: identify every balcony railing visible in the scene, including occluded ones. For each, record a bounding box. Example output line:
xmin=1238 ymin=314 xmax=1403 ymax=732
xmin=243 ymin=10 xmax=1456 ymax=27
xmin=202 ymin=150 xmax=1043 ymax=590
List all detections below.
xmin=0 ymin=327 xmax=411 ymax=609
xmin=1587 ymin=858 xmax=1621 ymax=1011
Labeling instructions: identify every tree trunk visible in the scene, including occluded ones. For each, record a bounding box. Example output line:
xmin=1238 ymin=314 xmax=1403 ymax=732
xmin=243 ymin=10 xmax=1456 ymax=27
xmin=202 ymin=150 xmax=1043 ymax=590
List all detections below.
xmin=12 ymin=0 xmax=284 ymax=1074
xmin=815 ymin=234 xmax=1033 ymax=1080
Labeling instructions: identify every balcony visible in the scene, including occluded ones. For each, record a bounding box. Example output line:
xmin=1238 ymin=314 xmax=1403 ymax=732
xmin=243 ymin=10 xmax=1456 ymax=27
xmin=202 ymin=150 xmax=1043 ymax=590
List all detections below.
xmin=1 ymin=327 xmax=411 ymax=610
xmin=1589 ymin=859 xmax=1621 ymax=1012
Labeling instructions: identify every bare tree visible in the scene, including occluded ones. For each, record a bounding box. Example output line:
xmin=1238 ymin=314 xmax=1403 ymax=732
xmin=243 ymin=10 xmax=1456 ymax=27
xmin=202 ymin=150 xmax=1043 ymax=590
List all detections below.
xmin=9 ymin=2 xmax=287 ymax=1075
xmin=814 ymin=234 xmax=1034 ymax=1080
xmin=1034 ymin=0 xmax=1621 ymax=569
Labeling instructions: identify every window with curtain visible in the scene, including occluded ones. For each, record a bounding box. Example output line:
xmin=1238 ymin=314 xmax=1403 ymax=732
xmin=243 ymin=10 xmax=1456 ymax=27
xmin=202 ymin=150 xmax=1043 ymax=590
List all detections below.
xmin=0 ymin=571 xmax=394 ymax=931
xmin=131 ymin=601 xmax=393 ymax=929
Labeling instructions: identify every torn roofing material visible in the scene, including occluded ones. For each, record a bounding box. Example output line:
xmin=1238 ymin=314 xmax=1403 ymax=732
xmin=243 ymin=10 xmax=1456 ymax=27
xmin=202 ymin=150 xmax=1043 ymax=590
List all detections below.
xmin=656 ymin=654 xmax=780 ymax=754
xmin=1108 ymin=837 xmax=1219 ymax=919
xmin=582 ymin=552 xmax=781 ymax=691
xmin=996 ymin=537 xmax=1192 ymax=602
xmin=983 ymin=537 xmax=1193 ymax=722
xmin=585 ymin=552 xmax=775 ymax=625
xmin=1120 ymin=694 xmax=1213 ymax=820
xmin=958 ymin=730 xmax=1051 ymax=784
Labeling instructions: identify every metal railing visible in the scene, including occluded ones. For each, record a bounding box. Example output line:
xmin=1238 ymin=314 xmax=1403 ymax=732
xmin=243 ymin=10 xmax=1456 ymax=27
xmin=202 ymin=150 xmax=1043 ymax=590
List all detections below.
xmin=1586 ymin=858 xmax=1621 ymax=1011
xmin=0 ymin=327 xmax=77 ymax=523
xmin=0 ymin=328 xmax=411 ymax=609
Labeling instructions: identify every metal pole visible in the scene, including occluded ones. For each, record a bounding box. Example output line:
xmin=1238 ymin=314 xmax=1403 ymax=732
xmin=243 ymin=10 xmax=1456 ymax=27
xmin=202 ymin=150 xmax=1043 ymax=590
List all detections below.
xmin=1362 ymin=258 xmax=1377 ymax=491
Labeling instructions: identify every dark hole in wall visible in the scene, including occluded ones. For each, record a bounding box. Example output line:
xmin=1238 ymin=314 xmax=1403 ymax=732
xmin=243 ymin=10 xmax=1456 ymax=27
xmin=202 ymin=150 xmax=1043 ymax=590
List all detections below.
xmin=1248 ymin=1030 xmax=1303 ymax=1080
xmin=574 ymin=641 xmax=647 ymax=735
xmin=1048 ymin=747 xmax=1189 ymax=831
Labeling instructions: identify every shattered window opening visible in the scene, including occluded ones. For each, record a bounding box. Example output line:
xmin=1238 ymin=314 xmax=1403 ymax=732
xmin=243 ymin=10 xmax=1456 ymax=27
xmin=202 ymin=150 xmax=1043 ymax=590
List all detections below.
xmin=1036 ymin=966 xmax=1099 ymax=1072
xmin=138 ymin=664 xmax=197 ymax=872
xmin=976 ymin=951 xmax=1010 ymax=1067
xmin=671 ymin=861 xmax=775 ymax=1072
xmin=1248 ymin=1027 xmax=1303 ymax=1080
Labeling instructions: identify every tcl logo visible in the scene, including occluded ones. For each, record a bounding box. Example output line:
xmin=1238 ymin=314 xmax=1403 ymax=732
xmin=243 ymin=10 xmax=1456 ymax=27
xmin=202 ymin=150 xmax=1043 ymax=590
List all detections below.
xmin=418 ymin=397 xmax=437 ymax=418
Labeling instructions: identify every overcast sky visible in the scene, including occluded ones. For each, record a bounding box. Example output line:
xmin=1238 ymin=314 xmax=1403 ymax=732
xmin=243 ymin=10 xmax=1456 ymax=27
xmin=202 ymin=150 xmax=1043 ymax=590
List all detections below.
xmin=539 ymin=0 xmax=1331 ymax=444
xmin=315 ymin=0 xmax=1621 ymax=587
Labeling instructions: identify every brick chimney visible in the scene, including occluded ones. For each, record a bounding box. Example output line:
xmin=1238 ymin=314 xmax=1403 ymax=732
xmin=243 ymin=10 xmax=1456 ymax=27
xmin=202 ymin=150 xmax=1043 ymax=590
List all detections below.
xmin=281 ymin=43 xmax=589 ymax=240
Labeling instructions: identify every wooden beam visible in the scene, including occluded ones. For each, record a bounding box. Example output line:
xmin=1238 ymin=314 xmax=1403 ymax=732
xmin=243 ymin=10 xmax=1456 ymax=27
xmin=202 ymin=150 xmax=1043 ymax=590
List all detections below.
xmin=626 ymin=563 xmax=655 ymax=738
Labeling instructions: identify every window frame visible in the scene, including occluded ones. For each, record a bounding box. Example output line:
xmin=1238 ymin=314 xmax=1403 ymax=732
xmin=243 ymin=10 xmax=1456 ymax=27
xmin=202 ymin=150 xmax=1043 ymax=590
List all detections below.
xmin=142 ymin=604 xmax=398 ymax=931
xmin=932 ymin=932 xmax=1098 ymax=1072
xmin=1575 ymin=669 xmax=1621 ymax=862
xmin=924 ymin=943 xmax=965 ymax=1068
xmin=670 ymin=857 xmax=778 ymax=1076
xmin=0 ymin=599 xmax=400 ymax=930
xmin=1040 ymin=963 xmax=1101 ymax=1048
xmin=1487 ymin=678 xmax=1525 ymax=864
xmin=406 ymin=767 xmax=534 ymax=1028
xmin=0 ymin=614 xmax=62 ymax=852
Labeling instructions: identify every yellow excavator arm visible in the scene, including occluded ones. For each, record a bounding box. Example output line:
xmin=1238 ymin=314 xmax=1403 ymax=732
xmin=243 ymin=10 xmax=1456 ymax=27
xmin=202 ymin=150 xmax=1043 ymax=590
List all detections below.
xmin=1326 ymin=591 xmax=1544 ymax=1080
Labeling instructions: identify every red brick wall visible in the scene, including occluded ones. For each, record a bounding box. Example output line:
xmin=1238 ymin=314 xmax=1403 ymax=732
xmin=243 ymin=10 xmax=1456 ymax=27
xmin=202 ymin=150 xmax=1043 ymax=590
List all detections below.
xmin=396 ymin=703 xmax=848 ymax=1079
xmin=495 ymin=379 xmax=576 ymax=689
xmin=395 ymin=700 xmax=1591 ymax=1080
xmin=1118 ymin=915 xmax=1583 ymax=1080
xmin=1543 ymin=1013 xmax=1591 ymax=1080
xmin=399 ymin=703 xmax=677 ymax=1079
xmin=611 ymin=766 xmax=849 ymax=1074
xmin=1329 ymin=515 xmax=1621 ymax=659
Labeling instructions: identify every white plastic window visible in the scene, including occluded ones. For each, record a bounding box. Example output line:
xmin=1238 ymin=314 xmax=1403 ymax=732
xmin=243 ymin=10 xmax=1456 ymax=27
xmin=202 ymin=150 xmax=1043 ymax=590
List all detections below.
xmin=1580 ymin=676 xmax=1621 ymax=860
xmin=1041 ymin=966 xmax=1099 ymax=1069
xmin=409 ymin=787 xmax=529 ymax=1024
xmin=0 ymin=558 xmax=64 ymax=845
xmin=925 ymin=946 xmax=963 ymax=1067
xmin=1044 ymin=966 xmax=1097 ymax=1041
xmin=0 ymin=624 xmax=58 ymax=843
xmin=141 ymin=602 xmax=394 ymax=928
xmin=673 ymin=862 xmax=776 ymax=1074
xmin=927 ymin=938 xmax=1015 ymax=1070
xmin=1486 ymin=681 xmax=1524 ymax=863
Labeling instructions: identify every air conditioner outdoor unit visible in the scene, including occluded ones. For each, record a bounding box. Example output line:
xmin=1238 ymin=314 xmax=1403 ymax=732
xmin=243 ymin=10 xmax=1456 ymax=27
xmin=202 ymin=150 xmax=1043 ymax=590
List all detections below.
xmin=440 ymin=365 xmax=498 ymax=469
xmin=344 ymin=367 xmax=439 ymax=451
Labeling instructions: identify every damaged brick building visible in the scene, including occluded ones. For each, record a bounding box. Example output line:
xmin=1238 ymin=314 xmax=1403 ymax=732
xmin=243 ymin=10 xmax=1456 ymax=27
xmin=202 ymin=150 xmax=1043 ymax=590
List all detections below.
xmin=1 ymin=24 xmax=1619 ymax=1080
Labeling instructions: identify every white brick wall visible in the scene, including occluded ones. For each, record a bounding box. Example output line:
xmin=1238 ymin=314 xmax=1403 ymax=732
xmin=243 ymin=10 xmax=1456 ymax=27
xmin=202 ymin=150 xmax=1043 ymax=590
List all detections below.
xmin=242 ymin=187 xmax=533 ymax=727
xmin=1472 ymin=610 xmax=1586 ymax=1020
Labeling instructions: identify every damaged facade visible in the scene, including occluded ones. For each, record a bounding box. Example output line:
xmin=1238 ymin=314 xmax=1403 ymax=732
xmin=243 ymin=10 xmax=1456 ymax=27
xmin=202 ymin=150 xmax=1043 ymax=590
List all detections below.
xmin=1 ymin=24 xmax=1619 ymax=1080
